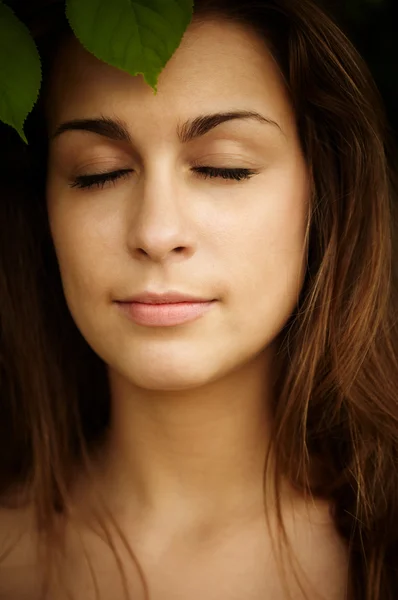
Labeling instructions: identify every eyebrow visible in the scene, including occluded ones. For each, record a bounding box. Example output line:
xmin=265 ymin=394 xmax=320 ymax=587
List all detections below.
xmin=49 ymin=110 xmax=284 ymax=145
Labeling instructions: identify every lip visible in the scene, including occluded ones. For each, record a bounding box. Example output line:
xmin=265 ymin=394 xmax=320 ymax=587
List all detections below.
xmin=114 ymin=290 xmax=217 ymax=327
xmin=117 ymin=291 xmax=214 ymax=304
xmin=116 ymin=299 xmax=216 ymax=327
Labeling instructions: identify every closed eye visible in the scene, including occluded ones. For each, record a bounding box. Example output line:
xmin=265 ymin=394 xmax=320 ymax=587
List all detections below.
xmin=69 ymin=167 xmax=258 ymax=190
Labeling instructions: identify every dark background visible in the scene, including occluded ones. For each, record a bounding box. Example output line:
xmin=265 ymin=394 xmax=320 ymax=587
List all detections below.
xmin=325 ymin=0 xmax=397 ymax=146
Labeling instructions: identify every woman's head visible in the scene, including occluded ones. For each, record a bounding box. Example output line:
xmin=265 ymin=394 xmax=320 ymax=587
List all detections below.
xmin=44 ymin=17 xmax=310 ymax=392
xmin=1 ymin=1 xmax=397 ymax=598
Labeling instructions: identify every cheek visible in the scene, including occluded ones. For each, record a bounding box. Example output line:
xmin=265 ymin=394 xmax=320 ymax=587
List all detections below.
xmin=225 ymin=238 xmax=306 ymax=361
xmin=46 ymin=200 xmax=113 ymax=313
xmin=224 ymin=189 xmax=308 ymax=339
xmin=224 ymin=183 xmax=308 ymax=283
xmin=229 ymin=224 xmax=307 ymax=307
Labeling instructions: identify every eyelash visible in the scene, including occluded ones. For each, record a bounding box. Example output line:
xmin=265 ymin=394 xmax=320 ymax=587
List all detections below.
xmin=69 ymin=167 xmax=257 ymax=190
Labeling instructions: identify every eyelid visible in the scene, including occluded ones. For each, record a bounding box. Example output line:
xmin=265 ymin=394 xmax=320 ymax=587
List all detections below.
xmin=69 ymin=166 xmax=259 ymax=190
xmin=69 ymin=168 xmax=132 ymax=188
xmin=73 ymin=160 xmax=259 ymax=177
xmin=72 ymin=150 xmax=260 ymax=173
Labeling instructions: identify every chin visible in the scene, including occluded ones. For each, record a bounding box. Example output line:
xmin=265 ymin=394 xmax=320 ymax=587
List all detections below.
xmin=116 ymin=357 xmax=224 ymax=392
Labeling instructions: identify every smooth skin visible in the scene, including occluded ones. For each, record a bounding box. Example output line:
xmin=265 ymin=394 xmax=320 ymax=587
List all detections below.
xmin=0 ymin=16 xmax=348 ymax=600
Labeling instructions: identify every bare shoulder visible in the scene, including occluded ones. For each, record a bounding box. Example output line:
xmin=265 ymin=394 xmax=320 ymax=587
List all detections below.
xmin=0 ymin=502 xmax=35 ymax=555
xmin=0 ymin=503 xmax=42 ymax=600
xmin=285 ymin=496 xmax=350 ymax=600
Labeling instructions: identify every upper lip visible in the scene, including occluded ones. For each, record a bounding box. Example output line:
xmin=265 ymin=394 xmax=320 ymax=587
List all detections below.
xmin=117 ymin=291 xmax=215 ymax=304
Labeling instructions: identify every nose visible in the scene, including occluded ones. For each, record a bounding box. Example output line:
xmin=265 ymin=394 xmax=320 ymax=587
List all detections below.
xmin=125 ymin=176 xmax=196 ymax=264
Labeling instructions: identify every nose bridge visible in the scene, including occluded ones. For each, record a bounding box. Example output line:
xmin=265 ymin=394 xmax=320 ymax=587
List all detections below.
xmin=125 ymin=162 xmax=195 ymax=262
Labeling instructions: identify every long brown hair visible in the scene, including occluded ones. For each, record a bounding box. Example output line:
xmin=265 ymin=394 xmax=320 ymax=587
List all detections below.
xmin=1 ymin=0 xmax=397 ymax=598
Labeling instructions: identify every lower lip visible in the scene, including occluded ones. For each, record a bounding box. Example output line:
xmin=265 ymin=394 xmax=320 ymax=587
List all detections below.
xmin=116 ymin=300 xmax=216 ymax=327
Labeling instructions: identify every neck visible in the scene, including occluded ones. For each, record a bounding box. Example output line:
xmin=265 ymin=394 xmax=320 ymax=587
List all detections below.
xmin=85 ymin=349 xmax=283 ymax=539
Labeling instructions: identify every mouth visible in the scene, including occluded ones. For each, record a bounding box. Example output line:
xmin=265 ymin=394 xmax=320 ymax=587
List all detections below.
xmin=117 ymin=291 xmax=215 ymax=304
xmin=115 ymin=299 xmax=217 ymax=327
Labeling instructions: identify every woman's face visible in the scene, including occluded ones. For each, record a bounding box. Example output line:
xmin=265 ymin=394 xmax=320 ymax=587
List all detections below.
xmin=45 ymin=18 xmax=310 ymax=391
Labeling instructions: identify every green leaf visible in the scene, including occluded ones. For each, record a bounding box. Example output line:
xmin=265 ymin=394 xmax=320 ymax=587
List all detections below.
xmin=0 ymin=1 xmax=42 ymax=144
xmin=65 ymin=0 xmax=194 ymax=94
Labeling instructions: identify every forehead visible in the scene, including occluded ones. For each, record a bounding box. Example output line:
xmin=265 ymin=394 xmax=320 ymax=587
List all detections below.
xmin=45 ymin=18 xmax=293 ymax=136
